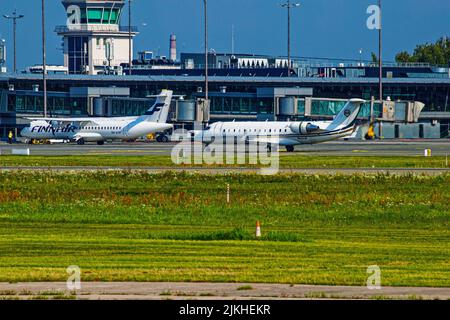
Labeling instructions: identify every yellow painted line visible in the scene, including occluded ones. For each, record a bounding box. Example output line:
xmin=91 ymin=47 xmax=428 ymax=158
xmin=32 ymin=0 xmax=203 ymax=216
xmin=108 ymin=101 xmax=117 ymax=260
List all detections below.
xmin=352 ymin=150 xmax=369 ymax=153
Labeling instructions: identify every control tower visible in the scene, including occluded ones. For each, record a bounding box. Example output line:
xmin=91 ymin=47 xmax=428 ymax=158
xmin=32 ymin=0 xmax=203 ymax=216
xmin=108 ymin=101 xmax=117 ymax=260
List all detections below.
xmin=56 ymin=0 xmax=138 ymax=75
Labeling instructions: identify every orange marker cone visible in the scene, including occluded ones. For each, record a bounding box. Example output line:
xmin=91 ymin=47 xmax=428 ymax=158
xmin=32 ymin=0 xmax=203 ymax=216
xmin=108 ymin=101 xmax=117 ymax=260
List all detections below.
xmin=256 ymin=221 xmax=261 ymax=238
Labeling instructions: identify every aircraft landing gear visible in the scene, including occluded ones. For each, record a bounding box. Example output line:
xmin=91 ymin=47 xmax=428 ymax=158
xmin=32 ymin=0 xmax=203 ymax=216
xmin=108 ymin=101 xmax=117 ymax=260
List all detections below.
xmin=286 ymin=145 xmax=295 ymax=153
xmin=156 ymin=134 xmax=169 ymax=143
xmin=77 ymin=138 xmax=85 ymax=145
xmin=97 ymin=141 xmax=105 ymax=145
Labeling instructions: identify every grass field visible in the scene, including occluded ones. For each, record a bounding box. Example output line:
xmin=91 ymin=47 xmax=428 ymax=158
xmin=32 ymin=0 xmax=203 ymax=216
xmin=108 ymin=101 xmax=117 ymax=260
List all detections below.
xmin=0 ymin=154 xmax=449 ymax=168
xmin=0 ymin=171 xmax=448 ymax=287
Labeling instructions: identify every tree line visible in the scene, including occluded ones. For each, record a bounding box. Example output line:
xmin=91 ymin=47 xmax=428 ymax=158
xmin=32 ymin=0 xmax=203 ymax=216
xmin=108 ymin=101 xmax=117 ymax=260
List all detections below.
xmin=395 ymin=37 xmax=450 ymax=66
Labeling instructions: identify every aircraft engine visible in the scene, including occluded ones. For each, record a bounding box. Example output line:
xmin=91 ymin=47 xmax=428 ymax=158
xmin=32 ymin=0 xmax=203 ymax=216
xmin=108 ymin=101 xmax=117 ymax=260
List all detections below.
xmin=290 ymin=122 xmax=321 ymax=135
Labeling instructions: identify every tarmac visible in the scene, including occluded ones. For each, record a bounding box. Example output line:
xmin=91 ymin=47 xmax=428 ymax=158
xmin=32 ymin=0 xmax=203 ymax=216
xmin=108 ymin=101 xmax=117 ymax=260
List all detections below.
xmin=0 ymin=166 xmax=449 ymax=175
xmin=0 ymin=139 xmax=449 ymax=157
xmin=0 ymin=282 xmax=448 ymax=300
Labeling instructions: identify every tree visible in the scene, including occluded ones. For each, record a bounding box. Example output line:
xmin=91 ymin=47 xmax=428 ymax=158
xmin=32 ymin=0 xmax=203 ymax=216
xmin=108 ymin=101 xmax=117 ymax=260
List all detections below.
xmin=371 ymin=52 xmax=378 ymax=64
xmin=395 ymin=37 xmax=450 ymax=66
xmin=395 ymin=51 xmax=412 ymax=63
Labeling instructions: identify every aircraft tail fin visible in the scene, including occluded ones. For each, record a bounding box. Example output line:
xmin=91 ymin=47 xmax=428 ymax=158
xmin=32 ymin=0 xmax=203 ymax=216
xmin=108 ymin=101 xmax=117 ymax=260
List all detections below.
xmin=326 ymin=98 xmax=365 ymax=131
xmin=141 ymin=90 xmax=173 ymax=123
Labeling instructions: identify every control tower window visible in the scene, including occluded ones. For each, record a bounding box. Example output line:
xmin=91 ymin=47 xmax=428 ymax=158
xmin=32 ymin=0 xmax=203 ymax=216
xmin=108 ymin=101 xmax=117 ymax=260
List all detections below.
xmin=110 ymin=9 xmax=120 ymax=24
xmin=102 ymin=10 xmax=111 ymax=24
xmin=87 ymin=9 xmax=103 ymax=24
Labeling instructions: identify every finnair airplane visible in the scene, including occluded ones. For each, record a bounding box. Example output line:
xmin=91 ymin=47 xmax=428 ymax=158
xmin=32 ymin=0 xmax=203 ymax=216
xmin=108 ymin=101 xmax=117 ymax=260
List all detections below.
xmin=21 ymin=90 xmax=173 ymax=145
xmin=192 ymin=98 xmax=365 ymax=152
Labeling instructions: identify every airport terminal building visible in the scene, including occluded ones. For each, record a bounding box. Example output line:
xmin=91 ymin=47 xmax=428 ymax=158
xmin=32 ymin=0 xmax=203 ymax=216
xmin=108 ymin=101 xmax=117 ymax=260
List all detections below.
xmin=0 ymin=72 xmax=449 ymax=139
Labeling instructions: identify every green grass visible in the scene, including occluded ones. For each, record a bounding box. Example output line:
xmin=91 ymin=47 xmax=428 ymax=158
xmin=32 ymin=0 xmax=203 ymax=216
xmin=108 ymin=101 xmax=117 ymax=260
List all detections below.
xmin=0 ymin=171 xmax=448 ymax=287
xmin=0 ymin=154 xmax=448 ymax=168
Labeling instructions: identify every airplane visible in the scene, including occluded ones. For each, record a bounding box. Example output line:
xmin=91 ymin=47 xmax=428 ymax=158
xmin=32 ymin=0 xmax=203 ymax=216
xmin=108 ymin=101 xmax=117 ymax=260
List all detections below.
xmin=191 ymin=98 xmax=365 ymax=152
xmin=21 ymin=90 xmax=174 ymax=145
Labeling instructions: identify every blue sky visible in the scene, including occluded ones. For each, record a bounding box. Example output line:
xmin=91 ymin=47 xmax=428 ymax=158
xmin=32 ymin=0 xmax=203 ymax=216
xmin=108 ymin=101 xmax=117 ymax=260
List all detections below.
xmin=0 ymin=0 xmax=449 ymax=70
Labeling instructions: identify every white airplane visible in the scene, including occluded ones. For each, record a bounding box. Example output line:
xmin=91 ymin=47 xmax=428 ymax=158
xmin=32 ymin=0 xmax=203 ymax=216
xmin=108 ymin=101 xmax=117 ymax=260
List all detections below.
xmin=21 ymin=90 xmax=174 ymax=145
xmin=192 ymin=98 xmax=365 ymax=152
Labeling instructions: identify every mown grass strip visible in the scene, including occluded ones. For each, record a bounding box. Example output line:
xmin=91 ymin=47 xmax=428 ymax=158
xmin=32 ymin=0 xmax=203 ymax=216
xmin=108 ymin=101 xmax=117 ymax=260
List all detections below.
xmin=0 ymin=155 xmax=449 ymax=168
xmin=0 ymin=172 xmax=448 ymax=286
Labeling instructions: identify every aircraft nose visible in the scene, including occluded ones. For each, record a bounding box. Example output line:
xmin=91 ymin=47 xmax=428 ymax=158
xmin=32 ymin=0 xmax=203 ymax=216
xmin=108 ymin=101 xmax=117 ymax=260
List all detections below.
xmin=20 ymin=127 xmax=29 ymax=137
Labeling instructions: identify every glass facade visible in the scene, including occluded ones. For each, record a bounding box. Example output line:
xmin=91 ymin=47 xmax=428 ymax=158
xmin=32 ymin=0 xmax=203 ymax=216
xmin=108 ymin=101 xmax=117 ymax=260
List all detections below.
xmin=68 ymin=36 xmax=89 ymax=74
xmin=7 ymin=92 xmax=87 ymax=115
xmin=204 ymin=95 xmax=273 ymax=115
xmin=109 ymin=98 xmax=153 ymax=116
xmin=2 ymin=78 xmax=449 ymax=116
xmin=308 ymin=99 xmax=381 ymax=118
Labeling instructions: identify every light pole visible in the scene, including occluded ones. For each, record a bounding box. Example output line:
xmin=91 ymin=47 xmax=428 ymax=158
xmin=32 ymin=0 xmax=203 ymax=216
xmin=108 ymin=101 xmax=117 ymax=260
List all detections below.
xmin=378 ymin=0 xmax=383 ymax=103
xmin=203 ymin=0 xmax=208 ymax=103
xmin=42 ymin=0 xmax=47 ymax=117
xmin=280 ymin=0 xmax=300 ymax=77
xmin=377 ymin=0 xmax=383 ymax=139
xmin=3 ymin=10 xmax=24 ymax=73
xmin=128 ymin=0 xmax=132 ymax=75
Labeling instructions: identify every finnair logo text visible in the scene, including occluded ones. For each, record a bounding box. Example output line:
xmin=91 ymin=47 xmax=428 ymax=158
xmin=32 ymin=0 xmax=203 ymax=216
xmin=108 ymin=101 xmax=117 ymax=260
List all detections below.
xmin=31 ymin=125 xmax=77 ymax=136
